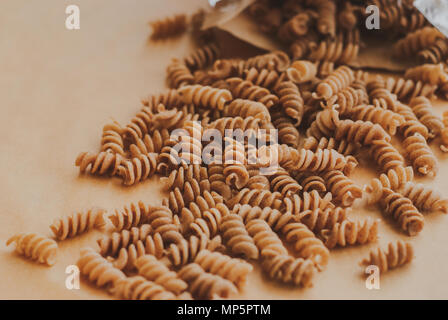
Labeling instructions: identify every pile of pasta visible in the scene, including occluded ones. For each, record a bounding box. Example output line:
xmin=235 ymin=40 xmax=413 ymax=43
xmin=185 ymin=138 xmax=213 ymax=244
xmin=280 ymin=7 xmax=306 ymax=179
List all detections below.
xmin=6 ymin=0 xmax=448 ymax=300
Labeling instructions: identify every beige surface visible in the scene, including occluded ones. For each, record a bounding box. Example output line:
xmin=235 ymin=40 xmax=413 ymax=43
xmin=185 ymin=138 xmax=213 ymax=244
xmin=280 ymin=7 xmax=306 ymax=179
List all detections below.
xmin=1 ymin=0 xmax=448 ymax=300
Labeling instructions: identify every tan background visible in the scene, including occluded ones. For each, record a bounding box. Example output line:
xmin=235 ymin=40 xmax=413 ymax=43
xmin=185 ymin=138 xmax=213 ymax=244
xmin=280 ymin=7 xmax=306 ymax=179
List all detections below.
xmin=1 ymin=0 xmax=448 ymax=299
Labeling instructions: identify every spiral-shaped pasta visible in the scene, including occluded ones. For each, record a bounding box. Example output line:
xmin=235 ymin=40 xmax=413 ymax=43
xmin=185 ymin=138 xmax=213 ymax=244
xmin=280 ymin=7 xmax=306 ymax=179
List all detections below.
xmin=77 ymin=248 xmax=125 ymax=288
xmin=75 ymin=151 xmax=123 ymax=176
xmin=282 ymin=221 xmax=330 ymax=267
xmin=244 ymin=68 xmax=282 ymax=89
xmin=113 ymin=276 xmax=178 ymax=300
xmin=348 ymin=104 xmax=404 ymax=135
xmin=129 ymin=129 xmax=170 ymax=156
xmin=405 ymin=63 xmax=448 ymax=86
xmin=224 ymin=99 xmax=271 ymax=123
xmin=293 ymin=172 xmax=326 ymax=194
xmin=258 ymin=145 xmax=349 ymax=173
xmin=303 ymin=136 xmax=358 ymax=156
xmin=409 ymin=96 xmax=444 ymax=137
xmin=360 ymin=240 xmax=414 ymax=273
xmin=271 ymin=111 xmax=300 ymax=148
xmin=297 ymin=207 xmax=347 ymax=233
xmin=394 ymin=27 xmax=444 ymax=58
xmin=320 ymin=218 xmax=379 ymax=249
xmin=112 ymin=233 xmax=165 ymax=270
xmin=278 ymin=12 xmax=313 ymax=42
xmin=50 ymin=208 xmax=107 ymax=240
xmin=335 ymin=119 xmax=391 ymax=145
xmin=261 ymin=254 xmax=316 ymax=287
xmin=385 ymin=77 xmax=437 ymax=102
xmin=274 ymin=81 xmax=304 ymax=125
xmin=118 ymin=153 xmax=158 ymax=186
xmin=150 ymin=14 xmax=187 ymax=40
xmin=378 ymin=187 xmax=424 ymax=236
xmin=395 ymin=102 xmax=430 ymax=139
xmin=418 ymin=38 xmax=448 ymax=64
xmin=6 ymin=233 xmax=58 ymax=266
xmin=403 ymin=133 xmax=438 ymax=177
xmin=178 ymin=263 xmax=238 ymax=299
xmin=166 ymin=234 xmax=224 ymax=267
xmin=184 ymin=43 xmax=220 ymax=72
xmin=166 ymin=58 xmax=194 ymax=88
xmin=225 ymin=77 xmax=279 ymax=108
xmin=246 ymin=219 xmax=288 ymax=258
xmin=194 ymin=250 xmax=253 ymax=288
xmin=308 ymin=30 xmax=360 ymax=64
xmin=97 ymin=224 xmax=153 ymax=256
xmin=283 ymin=191 xmax=334 ymax=214
xmin=326 ymin=86 xmax=368 ymax=115
xmin=101 ymin=121 xmax=125 ymax=155
xmin=135 ymin=255 xmax=187 ymax=295
xmin=369 ymin=140 xmax=405 ymax=172
xmin=206 ymin=116 xmax=261 ymax=137
xmin=223 ymin=138 xmax=249 ymax=190
xmin=306 ymin=107 xmax=340 ymax=139
xmin=313 ymin=65 xmax=355 ymax=100
xmin=226 ymin=188 xmax=283 ymax=210
xmin=321 ymin=170 xmax=362 ymax=207
xmin=189 ymin=205 xmax=229 ymax=239
xmin=286 ymin=60 xmax=317 ymax=84
xmin=219 ymin=214 xmax=259 ymax=259
xmin=161 ymin=164 xmax=209 ymax=193
xmin=244 ymin=51 xmax=290 ymax=73
xmin=269 ymin=167 xmax=302 ymax=197
xmin=400 ymin=182 xmax=448 ymax=214
xmin=178 ymin=85 xmax=232 ymax=111
xmin=208 ymin=163 xmax=233 ymax=201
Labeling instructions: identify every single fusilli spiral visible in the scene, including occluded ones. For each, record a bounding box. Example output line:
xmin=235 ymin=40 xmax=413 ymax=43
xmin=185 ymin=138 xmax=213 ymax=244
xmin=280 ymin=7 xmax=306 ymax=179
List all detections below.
xmin=184 ymin=43 xmax=220 ymax=72
xmin=395 ymin=102 xmax=430 ymax=139
xmin=166 ymin=234 xmax=224 ymax=267
xmin=378 ymin=187 xmax=424 ymax=236
xmin=360 ymin=240 xmax=414 ymax=273
xmin=400 ymin=182 xmax=448 ymax=214
xmin=50 ymin=208 xmax=107 ymax=240
xmin=271 ymin=111 xmax=300 ymax=148
xmin=286 ymin=60 xmax=317 ymax=84
xmin=297 ymin=207 xmax=348 ymax=233
xmin=348 ymin=104 xmax=404 ymax=135
xmin=261 ymin=254 xmax=316 ymax=287
xmin=166 ymin=58 xmax=194 ymax=88
xmin=274 ymin=80 xmax=304 ymax=125
xmin=223 ymin=99 xmax=271 ymax=123
xmin=403 ymin=133 xmax=438 ymax=177
xmin=369 ymin=140 xmax=405 ymax=172
xmin=321 ymin=170 xmax=362 ymax=207
xmin=313 ymin=66 xmax=355 ymax=100
xmin=306 ymin=107 xmax=340 ymax=139
xmin=293 ymin=172 xmax=326 ymax=194
xmin=409 ymin=96 xmax=444 ymax=137
xmin=6 ymin=233 xmax=58 ymax=266
xmin=77 ymin=248 xmax=125 ymax=288
xmin=97 ymin=224 xmax=153 ymax=256
xmin=385 ymin=77 xmax=437 ymax=102
xmin=101 ymin=121 xmax=125 ymax=155
xmin=194 ymin=250 xmax=253 ymax=288
xmin=178 ymin=263 xmax=238 ymax=299
xmin=224 ymin=77 xmax=279 ymax=108
xmin=269 ymin=167 xmax=302 ymax=197
xmin=244 ymin=68 xmax=282 ymax=89
xmin=335 ymin=119 xmax=391 ymax=145
xmin=178 ymin=85 xmax=232 ymax=111
xmin=112 ymin=233 xmax=165 ymax=270
xmin=113 ymin=276 xmax=178 ymax=300
xmin=150 ymin=14 xmax=187 ymax=40
xmin=226 ymin=188 xmax=283 ymax=210
xmin=302 ymin=136 xmax=358 ymax=156
xmin=220 ymin=214 xmax=258 ymax=259
xmin=320 ymin=218 xmax=379 ymax=249
xmin=135 ymin=255 xmax=188 ymax=295
xmin=75 ymin=151 xmax=123 ymax=176
xmin=117 ymin=153 xmax=158 ymax=186
xmin=246 ymin=219 xmax=288 ymax=258
xmin=283 ymin=191 xmax=334 ymax=214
